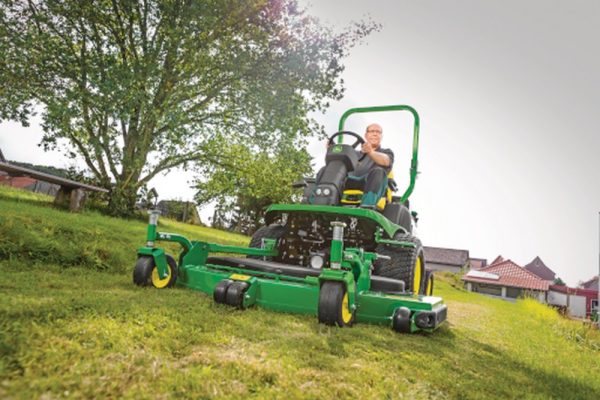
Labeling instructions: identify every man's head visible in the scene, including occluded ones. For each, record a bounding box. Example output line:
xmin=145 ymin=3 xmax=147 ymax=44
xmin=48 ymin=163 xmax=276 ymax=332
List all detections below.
xmin=365 ymin=123 xmax=383 ymax=148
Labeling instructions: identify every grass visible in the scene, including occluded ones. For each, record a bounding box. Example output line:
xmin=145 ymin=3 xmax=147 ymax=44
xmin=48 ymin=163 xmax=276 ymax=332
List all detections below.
xmin=1 ymin=186 xmax=599 ymax=399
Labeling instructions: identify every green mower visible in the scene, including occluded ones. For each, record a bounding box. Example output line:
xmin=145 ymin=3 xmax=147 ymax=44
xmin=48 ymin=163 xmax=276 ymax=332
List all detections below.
xmin=133 ymin=105 xmax=447 ymax=333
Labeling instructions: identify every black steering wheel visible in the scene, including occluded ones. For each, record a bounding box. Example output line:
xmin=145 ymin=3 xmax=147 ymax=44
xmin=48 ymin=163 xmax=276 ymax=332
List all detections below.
xmin=327 ymin=131 xmax=367 ymax=161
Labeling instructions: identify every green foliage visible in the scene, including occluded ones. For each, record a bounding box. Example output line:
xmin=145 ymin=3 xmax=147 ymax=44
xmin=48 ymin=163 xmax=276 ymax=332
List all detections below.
xmin=1 ymin=186 xmax=600 ymax=398
xmin=195 ymin=140 xmax=312 ymax=233
xmin=0 ymin=0 xmax=377 ymax=216
xmin=553 ymin=277 xmax=566 ymax=286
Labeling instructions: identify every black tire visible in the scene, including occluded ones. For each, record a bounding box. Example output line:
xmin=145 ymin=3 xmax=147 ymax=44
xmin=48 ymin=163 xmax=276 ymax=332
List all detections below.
xmin=318 ymin=281 xmax=354 ymax=327
xmin=213 ymin=279 xmax=233 ymax=304
xmin=132 ymin=254 xmax=178 ymax=288
xmin=422 ymin=270 xmax=434 ymax=296
xmin=392 ymin=307 xmax=412 ymax=333
xmin=225 ymin=281 xmax=250 ymax=308
xmin=248 ymin=224 xmax=286 ymax=260
xmin=373 ymin=233 xmax=425 ymax=294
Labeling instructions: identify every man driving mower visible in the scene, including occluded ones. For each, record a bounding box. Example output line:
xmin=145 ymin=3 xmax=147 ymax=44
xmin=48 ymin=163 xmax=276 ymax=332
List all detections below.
xmin=315 ymin=123 xmax=394 ymax=209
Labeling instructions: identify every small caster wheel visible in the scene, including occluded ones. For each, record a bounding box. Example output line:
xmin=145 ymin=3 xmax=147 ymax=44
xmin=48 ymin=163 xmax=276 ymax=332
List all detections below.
xmin=392 ymin=307 xmax=412 ymax=333
xmin=318 ymin=281 xmax=354 ymax=327
xmin=225 ymin=281 xmax=249 ymax=308
xmin=213 ymin=279 xmax=233 ymax=304
xmin=133 ymin=255 xmax=178 ymax=288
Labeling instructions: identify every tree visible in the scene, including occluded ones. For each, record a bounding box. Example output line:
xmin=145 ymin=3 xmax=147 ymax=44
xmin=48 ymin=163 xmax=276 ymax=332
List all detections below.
xmin=0 ymin=0 xmax=377 ymax=216
xmin=195 ymin=137 xmax=312 ymax=233
xmin=553 ymin=277 xmax=566 ymax=286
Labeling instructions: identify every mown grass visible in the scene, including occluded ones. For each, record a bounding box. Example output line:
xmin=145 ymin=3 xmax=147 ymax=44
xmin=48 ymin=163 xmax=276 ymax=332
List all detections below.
xmin=1 ymin=186 xmax=599 ymax=399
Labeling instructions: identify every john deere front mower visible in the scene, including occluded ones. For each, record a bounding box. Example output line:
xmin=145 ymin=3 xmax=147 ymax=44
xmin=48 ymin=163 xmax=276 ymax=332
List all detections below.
xmin=133 ymin=105 xmax=447 ymax=333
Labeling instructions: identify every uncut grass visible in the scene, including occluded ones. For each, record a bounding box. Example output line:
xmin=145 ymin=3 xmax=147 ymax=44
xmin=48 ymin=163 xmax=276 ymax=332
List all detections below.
xmin=0 ymin=186 xmax=247 ymax=274
xmin=1 ymin=186 xmax=600 ymax=399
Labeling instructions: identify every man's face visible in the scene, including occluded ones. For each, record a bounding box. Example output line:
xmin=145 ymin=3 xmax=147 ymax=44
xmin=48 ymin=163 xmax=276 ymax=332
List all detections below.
xmin=365 ymin=124 xmax=383 ymax=148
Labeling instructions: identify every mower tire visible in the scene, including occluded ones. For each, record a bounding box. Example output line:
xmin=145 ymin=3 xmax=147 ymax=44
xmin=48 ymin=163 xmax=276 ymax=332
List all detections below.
xmin=133 ymin=254 xmax=178 ymax=288
xmin=392 ymin=307 xmax=412 ymax=333
xmin=373 ymin=233 xmax=425 ymax=294
xmin=248 ymin=224 xmax=286 ymax=260
xmin=213 ymin=279 xmax=233 ymax=304
xmin=225 ymin=281 xmax=250 ymax=308
xmin=318 ymin=281 xmax=354 ymax=327
xmin=422 ymin=270 xmax=434 ymax=296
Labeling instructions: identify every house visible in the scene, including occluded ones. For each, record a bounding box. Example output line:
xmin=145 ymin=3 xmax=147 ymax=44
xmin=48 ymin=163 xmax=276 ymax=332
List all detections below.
xmin=423 ymin=246 xmax=469 ymax=272
xmin=490 ymin=255 xmax=504 ymax=265
xmin=524 ymin=256 xmax=556 ymax=282
xmin=462 ymin=259 xmax=549 ymax=302
xmin=468 ymin=258 xmax=487 ymax=270
xmin=547 ymin=284 xmax=598 ymax=319
xmin=580 ymin=276 xmax=599 ymax=291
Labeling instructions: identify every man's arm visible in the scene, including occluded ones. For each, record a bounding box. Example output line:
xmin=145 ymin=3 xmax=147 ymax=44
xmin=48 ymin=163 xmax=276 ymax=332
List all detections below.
xmin=362 ymin=142 xmax=391 ymax=167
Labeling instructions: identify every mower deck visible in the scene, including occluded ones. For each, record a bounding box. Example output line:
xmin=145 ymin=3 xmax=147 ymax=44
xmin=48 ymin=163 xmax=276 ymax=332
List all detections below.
xmin=175 ymin=255 xmax=447 ymax=333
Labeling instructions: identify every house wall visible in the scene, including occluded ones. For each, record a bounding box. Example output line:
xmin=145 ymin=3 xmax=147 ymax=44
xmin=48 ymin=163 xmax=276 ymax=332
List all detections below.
xmin=467 ymin=282 xmax=546 ymax=303
xmin=569 ymin=295 xmax=587 ymax=318
xmin=547 ymin=290 xmax=568 ymax=307
xmin=426 ymin=262 xmax=463 ymax=273
xmin=471 ymin=282 xmax=502 ymax=297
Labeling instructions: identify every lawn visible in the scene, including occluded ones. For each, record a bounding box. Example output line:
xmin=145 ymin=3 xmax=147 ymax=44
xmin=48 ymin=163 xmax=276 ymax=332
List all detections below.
xmin=0 ymin=186 xmax=598 ymax=399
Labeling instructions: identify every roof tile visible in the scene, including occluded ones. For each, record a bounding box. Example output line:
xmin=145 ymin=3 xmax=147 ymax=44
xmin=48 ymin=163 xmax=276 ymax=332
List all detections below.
xmin=463 ymin=260 xmax=549 ymax=291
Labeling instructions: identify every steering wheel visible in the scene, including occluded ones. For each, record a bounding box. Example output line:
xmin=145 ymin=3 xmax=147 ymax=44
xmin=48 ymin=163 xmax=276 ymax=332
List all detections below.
xmin=327 ymin=131 xmax=367 ymax=161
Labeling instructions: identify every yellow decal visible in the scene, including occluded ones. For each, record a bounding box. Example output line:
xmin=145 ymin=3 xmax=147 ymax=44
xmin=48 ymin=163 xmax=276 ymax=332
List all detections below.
xmin=230 ymin=273 xmax=251 ymax=281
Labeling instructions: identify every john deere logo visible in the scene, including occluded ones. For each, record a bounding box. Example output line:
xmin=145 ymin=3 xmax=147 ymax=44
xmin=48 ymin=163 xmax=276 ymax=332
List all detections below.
xmin=332 ymin=145 xmax=342 ymax=153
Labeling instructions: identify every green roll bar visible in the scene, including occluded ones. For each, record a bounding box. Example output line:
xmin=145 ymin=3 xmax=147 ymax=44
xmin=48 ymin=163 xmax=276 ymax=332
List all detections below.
xmin=338 ymin=104 xmax=420 ymax=203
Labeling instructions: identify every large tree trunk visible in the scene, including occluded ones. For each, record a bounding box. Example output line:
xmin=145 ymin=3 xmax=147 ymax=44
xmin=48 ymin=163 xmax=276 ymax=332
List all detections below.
xmin=108 ymin=183 xmax=139 ymax=217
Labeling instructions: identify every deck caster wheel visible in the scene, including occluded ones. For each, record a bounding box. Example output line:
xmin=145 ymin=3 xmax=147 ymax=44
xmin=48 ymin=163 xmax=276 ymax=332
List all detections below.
xmin=392 ymin=307 xmax=412 ymax=333
xmin=213 ymin=279 xmax=233 ymax=304
xmin=133 ymin=255 xmax=178 ymax=288
xmin=225 ymin=281 xmax=250 ymax=308
xmin=318 ymin=281 xmax=354 ymax=327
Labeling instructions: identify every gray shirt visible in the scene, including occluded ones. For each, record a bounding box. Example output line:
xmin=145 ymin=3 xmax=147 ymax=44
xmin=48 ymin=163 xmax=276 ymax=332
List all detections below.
xmin=351 ymin=147 xmax=395 ymax=177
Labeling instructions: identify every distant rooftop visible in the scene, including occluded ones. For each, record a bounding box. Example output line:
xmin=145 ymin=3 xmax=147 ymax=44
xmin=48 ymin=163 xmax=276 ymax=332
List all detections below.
xmin=424 ymin=246 xmax=469 ymax=267
xmin=524 ymin=256 xmax=556 ymax=281
xmin=463 ymin=260 xmax=549 ymax=291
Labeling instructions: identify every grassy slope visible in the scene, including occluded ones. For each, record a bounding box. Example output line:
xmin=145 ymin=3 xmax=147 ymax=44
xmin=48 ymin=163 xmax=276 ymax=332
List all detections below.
xmin=0 ymin=186 xmax=598 ymax=399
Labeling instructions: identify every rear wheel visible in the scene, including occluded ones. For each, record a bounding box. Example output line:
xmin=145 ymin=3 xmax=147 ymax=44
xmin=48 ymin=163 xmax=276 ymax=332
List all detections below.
xmin=318 ymin=281 xmax=354 ymax=327
xmin=133 ymin=255 xmax=178 ymax=288
xmin=248 ymin=224 xmax=286 ymax=260
xmin=422 ymin=270 xmax=434 ymax=296
xmin=373 ymin=234 xmax=425 ymax=294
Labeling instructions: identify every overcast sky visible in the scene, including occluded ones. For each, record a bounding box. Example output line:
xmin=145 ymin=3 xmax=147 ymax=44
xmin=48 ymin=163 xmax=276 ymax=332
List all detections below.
xmin=1 ymin=0 xmax=598 ymax=285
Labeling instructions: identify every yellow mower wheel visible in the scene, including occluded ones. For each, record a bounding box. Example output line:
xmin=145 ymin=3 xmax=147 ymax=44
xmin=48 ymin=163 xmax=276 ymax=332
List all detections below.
xmin=318 ymin=281 xmax=354 ymax=327
xmin=133 ymin=255 xmax=178 ymax=288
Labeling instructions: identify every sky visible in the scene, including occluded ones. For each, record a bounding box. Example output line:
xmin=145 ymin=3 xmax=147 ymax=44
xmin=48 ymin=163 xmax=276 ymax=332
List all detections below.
xmin=1 ymin=0 xmax=599 ymax=285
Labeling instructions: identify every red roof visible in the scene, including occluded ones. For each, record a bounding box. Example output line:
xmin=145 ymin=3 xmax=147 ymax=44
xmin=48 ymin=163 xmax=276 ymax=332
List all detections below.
xmin=462 ymin=260 xmax=550 ymax=291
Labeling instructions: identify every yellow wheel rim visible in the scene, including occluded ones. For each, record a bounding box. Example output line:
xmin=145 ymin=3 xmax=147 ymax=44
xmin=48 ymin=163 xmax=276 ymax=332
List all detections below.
xmin=341 ymin=292 xmax=353 ymax=324
xmin=426 ymin=276 xmax=433 ymax=295
xmin=151 ymin=265 xmax=171 ymax=289
xmin=413 ymin=256 xmax=422 ymax=295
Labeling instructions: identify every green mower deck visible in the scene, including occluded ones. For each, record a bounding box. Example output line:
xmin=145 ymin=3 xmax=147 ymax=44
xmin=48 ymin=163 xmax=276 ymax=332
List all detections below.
xmin=134 ymin=206 xmax=447 ymax=334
